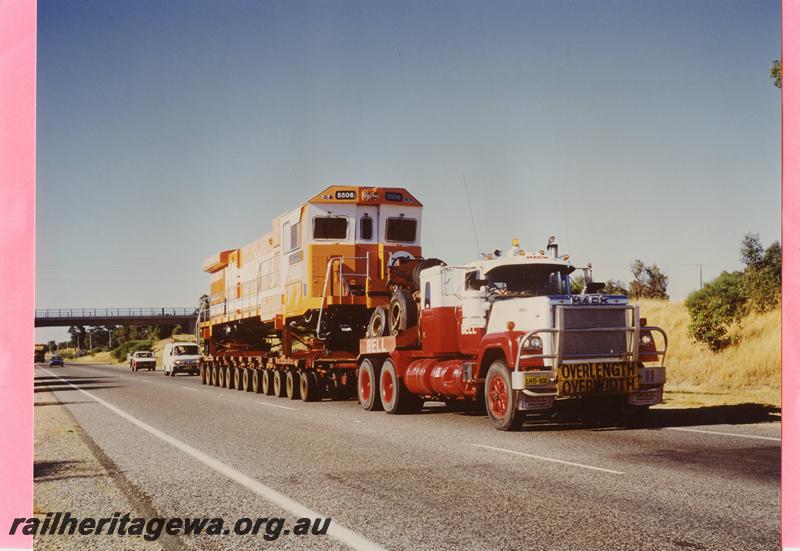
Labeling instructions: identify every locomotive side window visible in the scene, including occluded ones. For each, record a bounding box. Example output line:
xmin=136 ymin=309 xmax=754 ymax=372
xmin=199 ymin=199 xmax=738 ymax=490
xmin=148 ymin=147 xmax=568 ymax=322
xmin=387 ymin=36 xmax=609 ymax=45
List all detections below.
xmin=282 ymin=221 xmax=301 ymax=252
xmin=313 ymin=217 xmax=348 ymax=240
xmin=385 ymin=217 xmax=417 ymax=243
xmin=360 ymin=216 xmax=373 ymax=240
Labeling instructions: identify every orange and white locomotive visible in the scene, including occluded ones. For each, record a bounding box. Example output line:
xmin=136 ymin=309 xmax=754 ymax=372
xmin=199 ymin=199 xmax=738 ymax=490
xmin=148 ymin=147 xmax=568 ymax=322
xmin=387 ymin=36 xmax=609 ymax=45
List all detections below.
xmin=198 ymin=186 xmax=425 ymax=400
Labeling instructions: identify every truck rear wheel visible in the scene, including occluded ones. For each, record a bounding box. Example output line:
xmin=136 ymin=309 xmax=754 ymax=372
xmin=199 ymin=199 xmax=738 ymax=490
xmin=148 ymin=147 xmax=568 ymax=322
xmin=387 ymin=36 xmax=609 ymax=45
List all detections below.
xmin=286 ymin=370 xmax=301 ymax=400
xmin=358 ymin=358 xmax=383 ymax=411
xmin=273 ymin=370 xmax=287 ymax=398
xmin=485 ymin=360 xmax=524 ymax=431
xmin=300 ymin=371 xmax=319 ymax=402
xmin=380 ymin=358 xmax=422 ymax=414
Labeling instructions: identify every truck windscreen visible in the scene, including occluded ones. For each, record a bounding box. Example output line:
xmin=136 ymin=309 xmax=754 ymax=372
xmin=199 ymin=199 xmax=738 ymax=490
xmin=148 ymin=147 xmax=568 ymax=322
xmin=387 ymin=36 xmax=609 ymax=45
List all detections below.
xmin=485 ymin=264 xmax=570 ymax=297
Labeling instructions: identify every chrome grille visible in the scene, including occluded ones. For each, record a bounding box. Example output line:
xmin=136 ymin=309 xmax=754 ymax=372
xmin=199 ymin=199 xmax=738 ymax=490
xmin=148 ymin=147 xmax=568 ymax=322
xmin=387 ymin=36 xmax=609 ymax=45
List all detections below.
xmin=559 ymin=306 xmax=629 ymax=360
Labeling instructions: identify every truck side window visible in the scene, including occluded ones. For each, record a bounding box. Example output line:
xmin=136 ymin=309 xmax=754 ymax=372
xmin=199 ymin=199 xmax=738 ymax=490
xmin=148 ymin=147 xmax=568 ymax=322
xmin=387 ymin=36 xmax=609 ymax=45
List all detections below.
xmin=424 ymin=282 xmax=431 ymax=309
xmin=360 ymin=216 xmax=373 ymax=240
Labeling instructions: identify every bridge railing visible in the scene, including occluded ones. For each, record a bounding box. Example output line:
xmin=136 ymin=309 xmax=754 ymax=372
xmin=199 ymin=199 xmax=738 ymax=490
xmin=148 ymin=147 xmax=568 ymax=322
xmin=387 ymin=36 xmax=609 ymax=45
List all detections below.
xmin=35 ymin=307 xmax=198 ymax=319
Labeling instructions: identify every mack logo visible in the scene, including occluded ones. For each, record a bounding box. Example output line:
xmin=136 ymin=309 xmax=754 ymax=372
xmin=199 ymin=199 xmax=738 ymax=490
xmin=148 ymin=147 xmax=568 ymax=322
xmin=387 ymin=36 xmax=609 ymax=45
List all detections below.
xmin=570 ymin=295 xmax=608 ymax=305
xmin=335 ymin=190 xmax=356 ymax=200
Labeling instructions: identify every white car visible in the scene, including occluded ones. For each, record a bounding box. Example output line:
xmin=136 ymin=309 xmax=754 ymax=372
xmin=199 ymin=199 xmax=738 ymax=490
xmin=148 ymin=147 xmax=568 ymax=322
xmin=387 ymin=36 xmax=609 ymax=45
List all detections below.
xmin=130 ymin=350 xmax=156 ymax=372
xmin=162 ymin=342 xmax=201 ymax=376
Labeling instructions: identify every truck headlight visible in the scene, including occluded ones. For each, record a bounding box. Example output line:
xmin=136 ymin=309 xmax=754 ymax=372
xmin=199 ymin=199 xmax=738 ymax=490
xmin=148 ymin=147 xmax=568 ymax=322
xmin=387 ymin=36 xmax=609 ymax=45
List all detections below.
xmin=523 ymin=336 xmax=542 ymax=350
xmin=640 ymin=334 xmax=652 ymax=346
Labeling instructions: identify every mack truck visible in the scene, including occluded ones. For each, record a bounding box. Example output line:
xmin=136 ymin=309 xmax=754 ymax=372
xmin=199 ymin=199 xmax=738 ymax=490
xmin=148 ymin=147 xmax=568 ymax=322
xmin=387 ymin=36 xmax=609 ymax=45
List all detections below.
xmin=355 ymin=236 xmax=668 ymax=430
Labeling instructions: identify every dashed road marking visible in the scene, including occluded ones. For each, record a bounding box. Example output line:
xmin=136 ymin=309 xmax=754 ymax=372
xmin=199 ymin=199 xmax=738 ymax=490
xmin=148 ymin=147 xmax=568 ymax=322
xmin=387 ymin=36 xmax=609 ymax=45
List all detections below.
xmin=42 ymin=368 xmax=383 ymax=551
xmin=665 ymin=427 xmax=780 ymax=442
xmin=259 ymin=401 xmax=296 ymax=411
xmin=472 ymin=443 xmax=624 ymax=475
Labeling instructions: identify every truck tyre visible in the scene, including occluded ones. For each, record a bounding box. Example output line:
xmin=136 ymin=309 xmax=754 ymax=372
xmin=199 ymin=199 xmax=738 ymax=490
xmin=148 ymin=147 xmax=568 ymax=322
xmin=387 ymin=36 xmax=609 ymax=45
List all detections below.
xmin=273 ymin=370 xmax=287 ymax=398
xmin=223 ymin=367 xmax=232 ymax=388
xmin=484 ymin=360 xmax=524 ymax=431
xmin=235 ymin=367 xmax=245 ymax=390
xmin=300 ymin=371 xmax=320 ymax=402
xmin=199 ymin=365 xmax=206 ymax=384
xmin=286 ymin=370 xmax=301 ymax=400
xmin=358 ymin=357 xmax=383 ymax=411
xmin=367 ymin=306 xmax=389 ymax=337
xmin=241 ymin=368 xmax=251 ymax=391
xmin=261 ymin=370 xmax=273 ymax=395
xmin=379 ymin=358 xmax=422 ymax=414
xmin=389 ymin=288 xmax=417 ymax=335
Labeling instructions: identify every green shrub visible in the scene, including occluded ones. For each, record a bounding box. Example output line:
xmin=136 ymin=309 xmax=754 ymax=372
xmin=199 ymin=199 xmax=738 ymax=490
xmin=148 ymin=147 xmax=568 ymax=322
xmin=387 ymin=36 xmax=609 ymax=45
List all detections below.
xmin=685 ymin=271 xmax=746 ymax=351
xmin=112 ymin=340 xmax=154 ymax=361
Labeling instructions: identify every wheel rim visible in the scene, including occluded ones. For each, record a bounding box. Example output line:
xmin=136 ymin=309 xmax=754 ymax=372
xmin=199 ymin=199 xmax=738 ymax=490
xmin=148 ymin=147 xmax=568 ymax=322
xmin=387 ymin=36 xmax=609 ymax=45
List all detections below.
xmin=300 ymin=374 xmax=308 ymax=398
xmin=381 ymin=369 xmax=394 ymax=404
xmin=263 ymin=371 xmax=270 ymax=394
xmin=359 ymin=368 xmax=371 ymax=403
xmin=488 ymin=374 xmax=508 ymax=417
xmin=242 ymin=369 xmax=249 ymax=390
xmin=234 ymin=369 xmax=240 ymax=388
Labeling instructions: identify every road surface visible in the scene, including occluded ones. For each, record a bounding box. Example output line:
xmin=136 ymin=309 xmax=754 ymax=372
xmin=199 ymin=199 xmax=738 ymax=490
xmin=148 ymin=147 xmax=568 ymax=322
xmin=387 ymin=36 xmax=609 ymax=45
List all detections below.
xmin=34 ymin=362 xmax=780 ymax=550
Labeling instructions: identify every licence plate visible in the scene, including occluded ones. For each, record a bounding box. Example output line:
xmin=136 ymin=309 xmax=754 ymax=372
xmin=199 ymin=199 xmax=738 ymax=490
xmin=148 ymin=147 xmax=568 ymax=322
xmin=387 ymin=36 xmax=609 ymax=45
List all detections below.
xmin=524 ymin=374 xmax=550 ymax=386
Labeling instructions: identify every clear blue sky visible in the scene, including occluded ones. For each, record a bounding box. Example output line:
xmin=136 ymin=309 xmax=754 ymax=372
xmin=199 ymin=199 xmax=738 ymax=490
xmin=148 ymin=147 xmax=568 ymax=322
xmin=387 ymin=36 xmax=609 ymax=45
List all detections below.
xmin=36 ymin=0 xmax=781 ymax=342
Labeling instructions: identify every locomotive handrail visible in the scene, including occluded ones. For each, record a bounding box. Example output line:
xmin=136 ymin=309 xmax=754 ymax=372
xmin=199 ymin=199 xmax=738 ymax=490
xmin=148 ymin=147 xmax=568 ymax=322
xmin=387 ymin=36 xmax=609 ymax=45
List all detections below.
xmin=316 ymin=253 xmax=372 ymax=335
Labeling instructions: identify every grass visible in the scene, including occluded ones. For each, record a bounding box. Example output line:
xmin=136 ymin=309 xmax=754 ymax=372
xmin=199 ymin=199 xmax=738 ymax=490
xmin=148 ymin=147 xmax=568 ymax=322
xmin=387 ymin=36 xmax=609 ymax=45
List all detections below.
xmin=636 ymin=299 xmax=780 ymax=407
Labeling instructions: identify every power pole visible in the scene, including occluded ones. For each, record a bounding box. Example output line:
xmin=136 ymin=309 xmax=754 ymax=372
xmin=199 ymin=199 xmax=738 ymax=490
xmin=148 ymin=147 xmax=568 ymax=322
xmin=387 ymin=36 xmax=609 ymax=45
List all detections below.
xmin=699 ymin=264 xmax=703 ymax=288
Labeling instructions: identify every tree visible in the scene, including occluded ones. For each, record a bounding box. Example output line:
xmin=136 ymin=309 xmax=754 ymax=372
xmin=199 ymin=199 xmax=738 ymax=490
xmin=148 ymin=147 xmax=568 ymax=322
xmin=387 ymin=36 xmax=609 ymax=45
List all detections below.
xmin=740 ymin=233 xmax=781 ymax=313
xmin=628 ymin=260 xmax=669 ymax=299
xmin=685 ymin=271 xmax=746 ymax=351
xmin=771 ymin=59 xmax=782 ymax=89
xmin=603 ymin=279 xmax=628 ymax=296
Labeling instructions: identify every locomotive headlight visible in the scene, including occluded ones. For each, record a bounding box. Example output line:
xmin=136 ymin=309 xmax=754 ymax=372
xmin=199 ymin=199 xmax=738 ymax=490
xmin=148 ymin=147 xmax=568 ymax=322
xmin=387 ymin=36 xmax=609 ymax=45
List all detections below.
xmin=523 ymin=336 xmax=543 ymax=350
xmin=640 ymin=334 xmax=653 ymax=346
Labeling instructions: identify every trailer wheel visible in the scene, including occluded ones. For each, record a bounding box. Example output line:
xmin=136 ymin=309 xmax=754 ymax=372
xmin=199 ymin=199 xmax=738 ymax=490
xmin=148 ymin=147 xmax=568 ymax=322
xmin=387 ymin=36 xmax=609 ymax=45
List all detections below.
xmin=241 ymin=368 xmax=251 ymax=391
xmin=223 ymin=367 xmax=232 ymax=388
xmin=300 ymin=371 xmax=320 ymax=402
xmin=358 ymin=358 xmax=383 ymax=411
xmin=210 ymin=366 xmax=217 ymax=386
xmin=379 ymin=358 xmax=422 ymax=414
xmin=367 ymin=307 xmax=389 ymax=337
xmin=247 ymin=369 xmax=258 ymax=392
xmin=262 ymin=370 xmax=274 ymax=395
xmin=484 ymin=360 xmax=523 ymax=431
xmin=199 ymin=365 xmax=206 ymax=385
xmin=286 ymin=370 xmax=301 ymax=400
xmin=273 ymin=370 xmax=287 ymax=398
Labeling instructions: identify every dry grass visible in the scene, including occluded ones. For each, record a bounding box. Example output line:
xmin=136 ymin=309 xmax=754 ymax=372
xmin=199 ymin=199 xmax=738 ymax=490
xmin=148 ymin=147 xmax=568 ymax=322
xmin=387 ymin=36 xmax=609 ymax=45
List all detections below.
xmin=636 ymin=299 xmax=780 ymax=407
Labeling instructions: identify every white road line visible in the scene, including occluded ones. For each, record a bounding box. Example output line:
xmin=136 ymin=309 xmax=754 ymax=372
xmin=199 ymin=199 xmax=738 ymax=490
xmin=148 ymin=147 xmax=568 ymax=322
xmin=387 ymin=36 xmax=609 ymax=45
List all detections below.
xmin=181 ymin=386 xmax=199 ymax=392
xmin=259 ymin=401 xmax=296 ymax=411
xmin=472 ymin=443 xmax=624 ymax=475
xmin=42 ymin=368 xmax=383 ymax=551
xmin=665 ymin=427 xmax=781 ymax=442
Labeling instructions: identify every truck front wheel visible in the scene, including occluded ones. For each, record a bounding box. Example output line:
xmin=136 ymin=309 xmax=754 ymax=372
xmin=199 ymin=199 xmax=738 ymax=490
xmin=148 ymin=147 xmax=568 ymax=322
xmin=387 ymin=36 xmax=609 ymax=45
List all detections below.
xmin=485 ymin=360 xmax=524 ymax=431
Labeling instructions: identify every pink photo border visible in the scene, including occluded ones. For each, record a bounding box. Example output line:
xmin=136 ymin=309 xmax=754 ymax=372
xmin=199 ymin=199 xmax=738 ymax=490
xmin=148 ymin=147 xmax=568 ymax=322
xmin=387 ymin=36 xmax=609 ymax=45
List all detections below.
xmin=0 ymin=0 xmax=794 ymax=549
xmin=0 ymin=0 xmax=35 ymax=549
xmin=783 ymin=0 xmax=798 ymax=548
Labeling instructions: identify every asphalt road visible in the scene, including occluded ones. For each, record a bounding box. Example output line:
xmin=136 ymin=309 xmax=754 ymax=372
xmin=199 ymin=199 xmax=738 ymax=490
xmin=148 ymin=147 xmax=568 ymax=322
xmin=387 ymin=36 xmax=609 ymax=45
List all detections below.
xmin=34 ymin=362 xmax=781 ymax=550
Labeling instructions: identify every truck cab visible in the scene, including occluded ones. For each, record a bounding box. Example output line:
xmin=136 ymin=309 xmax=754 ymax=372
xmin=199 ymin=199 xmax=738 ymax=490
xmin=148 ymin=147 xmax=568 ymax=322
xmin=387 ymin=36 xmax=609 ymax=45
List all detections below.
xmin=357 ymin=237 xmax=667 ymax=431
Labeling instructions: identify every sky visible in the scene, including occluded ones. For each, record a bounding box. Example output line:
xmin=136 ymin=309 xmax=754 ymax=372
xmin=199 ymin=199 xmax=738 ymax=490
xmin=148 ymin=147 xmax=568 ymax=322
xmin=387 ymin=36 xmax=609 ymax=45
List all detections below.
xmin=36 ymin=0 xmax=781 ymax=342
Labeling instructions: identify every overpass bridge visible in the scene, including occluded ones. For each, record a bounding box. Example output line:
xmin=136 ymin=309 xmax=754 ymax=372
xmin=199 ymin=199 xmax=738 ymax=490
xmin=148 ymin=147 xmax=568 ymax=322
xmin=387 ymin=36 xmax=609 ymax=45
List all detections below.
xmin=34 ymin=307 xmax=199 ymax=329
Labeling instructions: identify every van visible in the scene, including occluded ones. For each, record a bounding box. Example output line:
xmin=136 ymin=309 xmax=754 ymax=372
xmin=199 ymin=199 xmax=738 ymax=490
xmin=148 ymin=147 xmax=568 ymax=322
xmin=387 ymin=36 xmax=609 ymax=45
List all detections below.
xmin=162 ymin=342 xmax=200 ymax=376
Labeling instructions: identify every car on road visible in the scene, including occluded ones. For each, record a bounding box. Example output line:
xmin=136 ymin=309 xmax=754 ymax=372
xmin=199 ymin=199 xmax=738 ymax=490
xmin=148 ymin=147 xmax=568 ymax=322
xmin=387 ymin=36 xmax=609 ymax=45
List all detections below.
xmin=129 ymin=350 xmax=156 ymax=372
xmin=49 ymin=355 xmax=64 ymax=367
xmin=163 ymin=342 xmax=200 ymax=376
